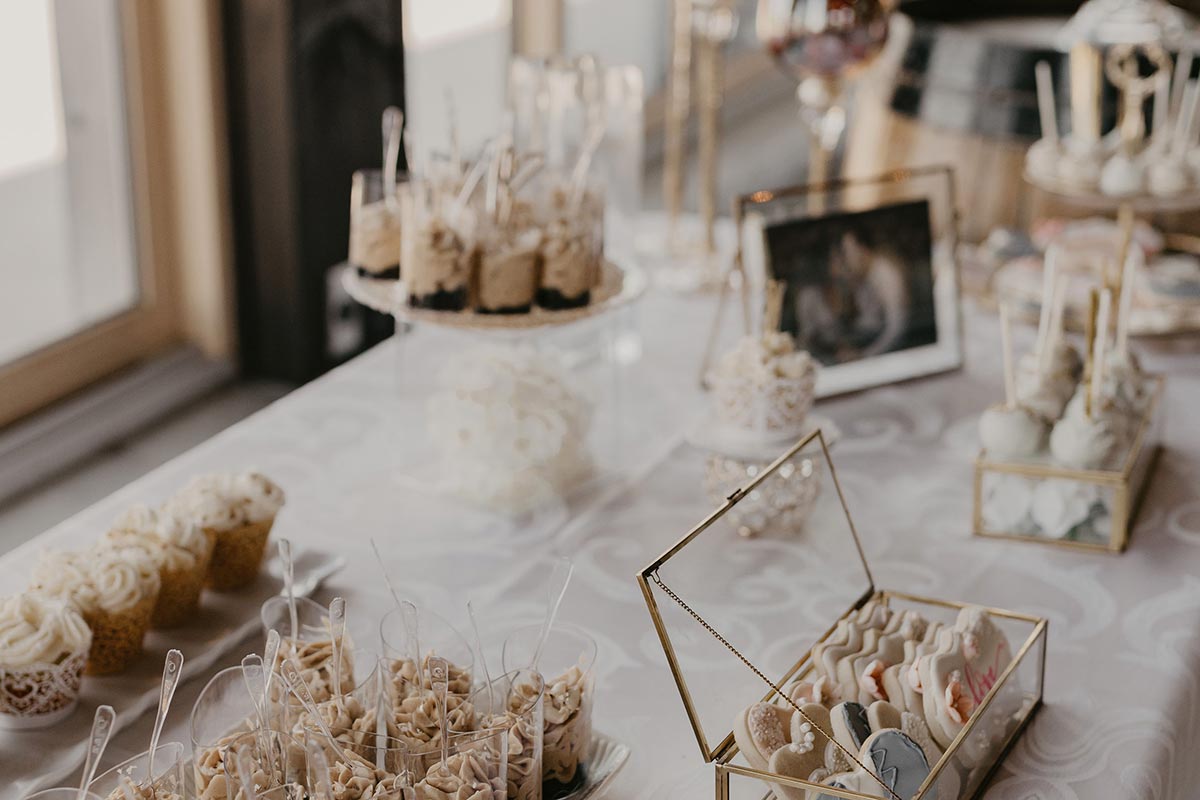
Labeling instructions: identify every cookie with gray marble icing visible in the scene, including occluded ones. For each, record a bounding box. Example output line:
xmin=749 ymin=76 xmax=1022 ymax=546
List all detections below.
xmin=900 ymin=711 xmax=960 ymax=800
xmin=859 ymin=729 xmax=932 ymax=800
xmin=734 ymin=702 xmax=793 ymax=771
xmin=830 ymin=701 xmax=872 ymax=754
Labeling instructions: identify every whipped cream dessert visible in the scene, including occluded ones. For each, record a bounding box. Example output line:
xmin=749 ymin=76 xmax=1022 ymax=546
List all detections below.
xmin=166 ymin=471 xmax=285 ymax=531
xmin=0 ymin=594 xmax=91 ymax=667
xmin=542 ymin=665 xmax=592 ymax=784
xmin=85 ymin=547 xmax=162 ymax=616
xmin=112 ymin=505 xmax=211 ymax=572
xmin=29 ymin=549 xmax=95 ymax=614
xmin=415 ymin=752 xmax=504 ymax=800
xmin=709 ymin=332 xmax=818 ymax=437
xmin=477 ymin=227 xmax=541 ymax=314
xmin=404 ymin=217 xmax=474 ymax=311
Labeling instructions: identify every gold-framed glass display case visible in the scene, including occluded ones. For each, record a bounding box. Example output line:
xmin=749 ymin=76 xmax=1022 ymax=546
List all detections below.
xmin=638 ymin=430 xmax=1048 ymax=800
xmin=974 ymin=374 xmax=1164 ymax=554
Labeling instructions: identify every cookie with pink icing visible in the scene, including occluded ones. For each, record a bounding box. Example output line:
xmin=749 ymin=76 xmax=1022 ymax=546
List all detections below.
xmin=734 ymin=702 xmax=793 ymax=771
xmin=849 ymin=631 xmax=906 ymax=705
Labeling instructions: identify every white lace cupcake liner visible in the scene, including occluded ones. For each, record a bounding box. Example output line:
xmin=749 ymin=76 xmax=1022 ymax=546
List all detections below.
xmin=0 ymin=649 xmax=87 ymax=730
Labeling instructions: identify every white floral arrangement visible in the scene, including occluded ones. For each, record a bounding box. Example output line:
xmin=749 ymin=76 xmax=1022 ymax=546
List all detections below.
xmin=427 ymin=345 xmax=593 ymax=513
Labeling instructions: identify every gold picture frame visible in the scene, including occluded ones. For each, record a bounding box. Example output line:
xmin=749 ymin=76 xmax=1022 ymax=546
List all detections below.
xmin=637 ymin=429 xmax=1047 ymax=800
xmin=700 ymin=166 xmax=964 ymax=397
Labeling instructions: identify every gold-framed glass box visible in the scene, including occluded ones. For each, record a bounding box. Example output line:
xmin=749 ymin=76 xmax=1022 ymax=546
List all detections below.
xmin=973 ymin=375 xmax=1164 ymax=553
xmin=637 ymin=430 xmax=1047 ymax=800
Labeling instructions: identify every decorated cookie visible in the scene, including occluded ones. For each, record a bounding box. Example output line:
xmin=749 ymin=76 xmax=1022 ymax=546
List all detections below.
xmin=866 ymin=700 xmax=902 ymax=732
xmin=769 ymin=704 xmax=832 ymax=800
xmin=859 ymin=729 xmax=932 ymax=800
xmin=956 ymin=606 xmax=1013 ymax=711
xmin=851 ymin=631 xmax=906 ymax=705
xmin=789 ymin=674 xmax=841 ymax=708
xmin=922 ymin=637 xmax=970 ymax=749
xmin=820 ymin=625 xmax=865 ymax=685
xmin=836 ymin=628 xmax=880 ymax=698
xmin=830 ymin=701 xmax=872 ymax=754
xmin=734 ymin=702 xmax=793 ymax=770
xmin=900 ymin=712 xmax=960 ymax=800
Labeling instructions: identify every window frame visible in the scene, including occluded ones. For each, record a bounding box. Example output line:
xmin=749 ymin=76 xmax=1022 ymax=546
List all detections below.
xmin=0 ymin=0 xmax=233 ymax=427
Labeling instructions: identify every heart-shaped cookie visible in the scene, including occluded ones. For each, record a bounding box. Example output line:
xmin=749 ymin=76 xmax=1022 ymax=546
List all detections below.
xmin=734 ymin=702 xmax=793 ymax=771
xmin=830 ymin=701 xmax=872 ymax=754
xmin=768 ymin=703 xmax=833 ymax=800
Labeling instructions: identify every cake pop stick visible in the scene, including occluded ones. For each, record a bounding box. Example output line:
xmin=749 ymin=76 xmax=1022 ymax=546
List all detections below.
xmin=1070 ymin=42 xmax=1102 ymax=147
xmin=1090 ymin=288 xmax=1112 ymax=417
xmin=1043 ymin=271 xmax=1070 ymax=375
xmin=999 ymin=304 xmax=1017 ymax=408
xmin=1172 ymin=80 xmax=1200 ymax=159
xmin=1153 ymin=70 xmax=1170 ymax=147
xmin=762 ymin=280 xmax=785 ymax=337
xmin=1170 ymin=51 xmax=1194 ymax=123
xmin=1117 ymin=249 xmax=1136 ymax=359
xmin=1035 ymin=61 xmax=1059 ymax=146
xmin=1035 ymin=248 xmax=1059 ymax=367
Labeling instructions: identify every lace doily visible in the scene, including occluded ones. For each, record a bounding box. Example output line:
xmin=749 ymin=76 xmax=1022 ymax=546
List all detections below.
xmin=0 ymin=650 xmax=86 ymax=730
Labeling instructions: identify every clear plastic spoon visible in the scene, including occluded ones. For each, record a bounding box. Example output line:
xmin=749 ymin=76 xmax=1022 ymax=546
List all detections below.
xmin=429 ymin=656 xmax=450 ymax=772
xmin=532 ymin=557 xmax=574 ymax=670
xmin=278 ymin=539 xmax=298 ymax=641
xmin=279 ymin=658 xmax=349 ymax=763
xmin=328 ymin=597 xmax=346 ymax=710
xmin=261 ymin=629 xmax=281 ymax=731
xmin=233 ymin=742 xmax=259 ymax=800
xmin=146 ymin=649 xmax=184 ymax=779
xmin=78 ymin=704 xmax=116 ymax=799
xmin=466 ymin=599 xmax=495 ymax=715
xmin=304 ymin=735 xmax=335 ymax=800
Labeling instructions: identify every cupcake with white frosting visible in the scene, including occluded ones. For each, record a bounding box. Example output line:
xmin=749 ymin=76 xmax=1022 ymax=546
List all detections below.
xmin=708 ymin=332 xmax=818 ymax=442
xmin=104 ymin=505 xmax=215 ymax=627
xmin=31 ymin=547 xmax=161 ymax=675
xmin=0 ymin=593 xmax=91 ymax=729
xmin=165 ymin=471 xmax=285 ymax=591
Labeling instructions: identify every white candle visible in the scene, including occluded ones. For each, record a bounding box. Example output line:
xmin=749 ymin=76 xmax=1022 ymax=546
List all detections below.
xmin=1036 ymin=61 xmax=1059 ymax=145
xmin=1000 ymin=303 xmax=1016 ymax=408
xmin=1089 ymin=288 xmax=1112 ymax=415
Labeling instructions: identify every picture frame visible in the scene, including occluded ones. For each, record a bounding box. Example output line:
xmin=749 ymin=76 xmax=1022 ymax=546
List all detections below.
xmin=702 ymin=166 xmax=963 ymax=397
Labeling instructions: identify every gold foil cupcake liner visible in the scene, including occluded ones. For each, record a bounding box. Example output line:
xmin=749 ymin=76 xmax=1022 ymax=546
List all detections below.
xmin=0 ymin=649 xmax=87 ymax=730
xmin=84 ymin=591 xmax=157 ymax=675
xmin=206 ymin=517 xmax=273 ymax=591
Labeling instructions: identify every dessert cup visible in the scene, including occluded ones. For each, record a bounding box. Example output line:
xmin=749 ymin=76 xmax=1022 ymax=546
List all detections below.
xmin=261 ymin=595 xmax=357 ymax=705
xmin=350 ymin=168 xmax=405 ymax=281
xmin=191 ymin=665 xmax=265 ymax=786
xmin=408 ymin=726 xmax=510 ymax=798
xmin=89 ymin=741 xmax=186 ymax=799
xmin=401 ymin=194 xmax=475 ymax=311
xmin=379 ymin=606 xmax=475 ymax=698
xmin=0 ymin=594 xmax=91 ymax=729
xmin=536 ymin=178 xmax=603 ymax=311
xmin=502 ymin=624 xmax=597 ymax=791
xmin=708 ymin=333 xmax=817 ymax=442
xmin=476 ymin=226 xmax=542 ymax=314
xmin=193 ymin=729 xmax=306 ymax=800
xmin=82 ymin=590 xmax=157 ymax=676
xmin=0 ymin=649 xmax=88 ymax=730
xmin=474 ymin=669 xmax=546 ymax=800
xmin=207 ymin=516 xmax=274 ymax=591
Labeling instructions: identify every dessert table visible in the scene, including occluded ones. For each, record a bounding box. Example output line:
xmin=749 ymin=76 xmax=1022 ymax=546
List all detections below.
xmin=2 ymin=284 xmax=1199 ymax=799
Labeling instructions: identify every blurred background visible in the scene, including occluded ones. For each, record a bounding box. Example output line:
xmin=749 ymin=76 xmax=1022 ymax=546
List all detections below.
xmin=1 ymin=0 xmax=1198 ymax=552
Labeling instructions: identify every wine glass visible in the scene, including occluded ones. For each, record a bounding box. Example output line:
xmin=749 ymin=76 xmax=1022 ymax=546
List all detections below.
xmin=755 ymin=0 xmax=890 ymax=183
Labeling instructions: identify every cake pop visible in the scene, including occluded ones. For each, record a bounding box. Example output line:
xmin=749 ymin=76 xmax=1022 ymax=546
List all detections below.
xmin=1050 ymin=289 xmax=1122 ymax=469
xmin=1015 ymin=256 xmax=1079 ymax=422
xmin=980 ymin=305 xmax=1046 ymax=459
xmin=1026 ymin=62 xmax=1061 ymax=179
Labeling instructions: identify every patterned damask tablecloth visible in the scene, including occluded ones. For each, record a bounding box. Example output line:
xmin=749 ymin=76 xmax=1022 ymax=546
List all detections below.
xmin=1 ymin=288 xmax=1198 ymax=799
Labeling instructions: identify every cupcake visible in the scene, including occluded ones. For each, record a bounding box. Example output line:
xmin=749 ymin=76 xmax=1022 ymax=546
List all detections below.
xmin=165 ymin=472 xmax=285 ymax=591
xmin=708 ymin=332 xmax=818 ymax=440
xmin=106 ymin=505 xmax=215 ymax=628
xmin=0 ymin=593 xmax=91 ymax=729
xmin=32 ymin=548 xmax=161 ymax=675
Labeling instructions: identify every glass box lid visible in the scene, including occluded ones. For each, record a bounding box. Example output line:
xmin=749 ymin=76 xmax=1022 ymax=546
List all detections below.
xmin=637 ymin=429 xmax=875 ymax=763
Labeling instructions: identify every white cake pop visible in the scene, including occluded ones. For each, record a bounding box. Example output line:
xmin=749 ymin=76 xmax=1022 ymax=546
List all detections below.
xmin=1059 ymin=147 xmax=1103 ymax=189
xmin=1027 ymin=61 xmax=1062 ymax=181
xmin=1100 ymin=152 xmax=1144 ymax=196
xmin=1049 ymin=406 xmax=1120 ymax=470
xmin=981 ymin=305 xmax=1047 ymax=459
xmin=1148 ymin=159 xmax=1190 ymax=195
xmin=1015 ymin=264 xmax=1080 ymax=421
xmin=980 ymin=404 xmax=1046 ymax=459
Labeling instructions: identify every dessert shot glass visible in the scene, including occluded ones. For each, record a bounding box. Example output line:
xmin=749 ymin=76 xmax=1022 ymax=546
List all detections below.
xmin=472 ymin=668 xmax=545 ymax=800
xmin=88 ymin=741 xmax=186 ymax=799
xmin=379 ymin=606 xmax=475 ymax=698
xmin=502 ymin=624 xmax=597 ymax=793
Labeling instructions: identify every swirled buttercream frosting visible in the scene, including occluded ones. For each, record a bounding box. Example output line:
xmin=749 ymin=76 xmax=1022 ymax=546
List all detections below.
xmin=0 ymin=593 xmax=91 ymax=667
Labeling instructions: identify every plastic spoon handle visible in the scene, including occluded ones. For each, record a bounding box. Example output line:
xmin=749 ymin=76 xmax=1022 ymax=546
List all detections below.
xmin=401 ymin=600 xmax=423 ymax=694
xmin=369 ymin=539 xmax=405 ymax=612
xmin=146 ymin=649 xmax=184 ymax=778
xmin=467 ymin=600 xmax=495 ymax=716
xmin=305 ymin=736 xmax=335 ymax=800
xmin=78 ymin=704 xmax=116 ymax=798
xmin=279 ymin=539 xmax=299 ymax=640
xmin=532 ymin=557 xmax=574 ymax=670
xmin=234 ymin=743 xmax=260 ymax=800
xmin=382 ymin=106 xmax=404 ymax=198
xmin=280 ymin=658 xmax=349 ymax=762
xmin=241 ymin=654 xmax=268 ymax=728
xmin=328 ymin=597 xmax=347 ymax=709
xmin=262 ymin=628 xmax=282 ymax=729
xmin=429 ymin=657 xmax=450 ymax=770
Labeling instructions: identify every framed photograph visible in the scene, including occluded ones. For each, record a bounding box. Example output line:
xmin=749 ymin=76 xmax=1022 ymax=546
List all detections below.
xmin=730 ymin=166 xmax=962 ymax=397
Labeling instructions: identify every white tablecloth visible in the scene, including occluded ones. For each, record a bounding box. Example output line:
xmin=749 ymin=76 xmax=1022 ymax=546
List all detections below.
xmin=3 ymin=287 xmax=1199 ymax=799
